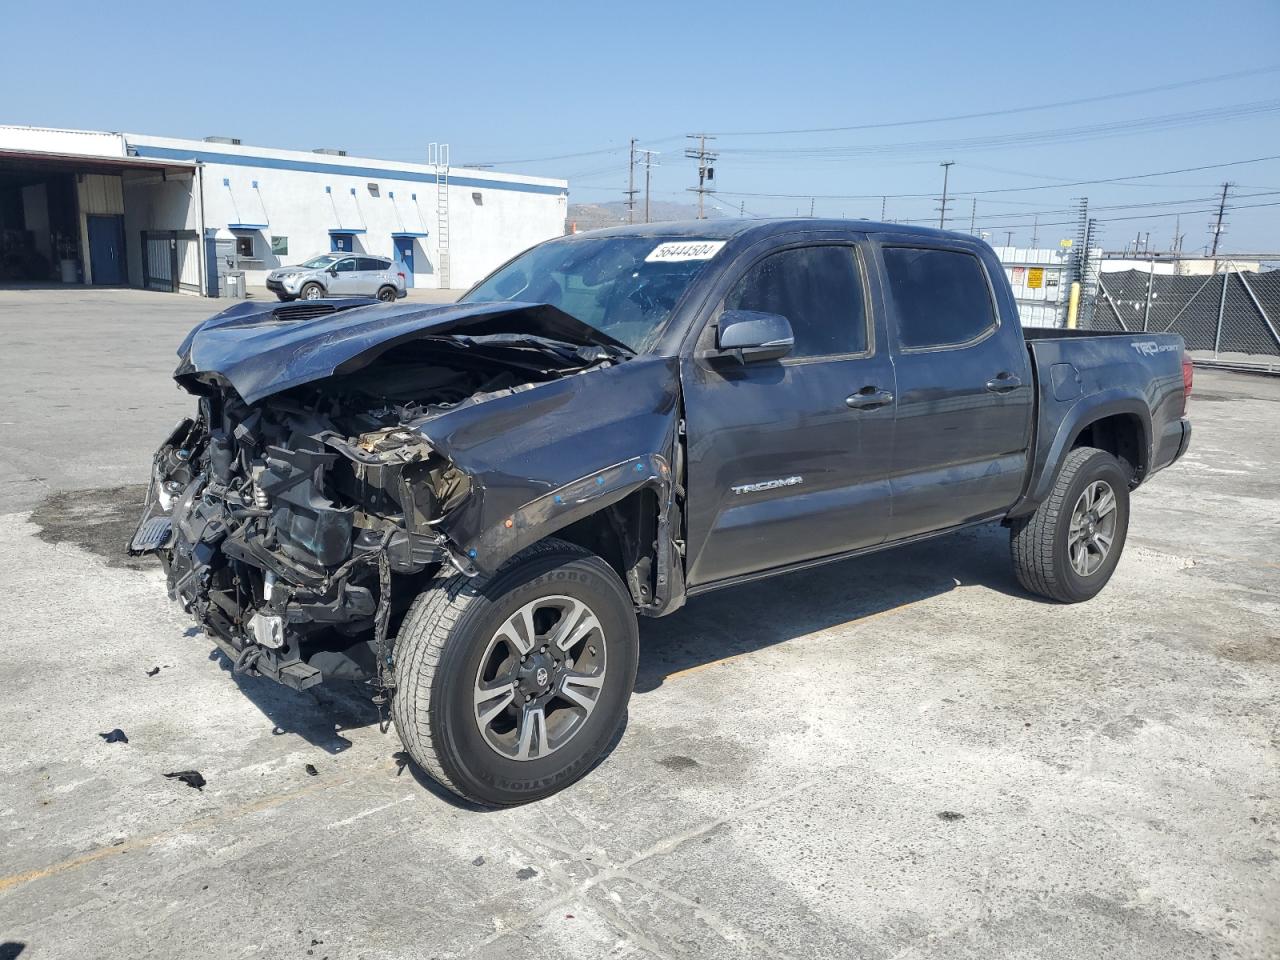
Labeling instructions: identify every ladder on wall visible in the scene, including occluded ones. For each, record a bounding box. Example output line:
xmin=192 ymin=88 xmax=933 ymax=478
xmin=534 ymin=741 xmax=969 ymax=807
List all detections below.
xmin=429 ymin=143 xmax=451 ymax=289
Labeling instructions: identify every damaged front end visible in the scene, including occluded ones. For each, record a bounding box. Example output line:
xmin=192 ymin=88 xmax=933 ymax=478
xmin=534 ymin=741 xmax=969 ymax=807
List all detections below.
xmin=130 ymin=298 xmax=658 ymax=693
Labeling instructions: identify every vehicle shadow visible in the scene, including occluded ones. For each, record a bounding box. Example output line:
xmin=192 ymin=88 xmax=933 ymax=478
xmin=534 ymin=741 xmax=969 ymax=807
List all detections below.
xmin=183 ymin=522 xmax=1030 ymax=792
xmin=206 ymin=646 xmax=381 ymax=754
xmin=635 ymin=522 xmax=1034 ymax=693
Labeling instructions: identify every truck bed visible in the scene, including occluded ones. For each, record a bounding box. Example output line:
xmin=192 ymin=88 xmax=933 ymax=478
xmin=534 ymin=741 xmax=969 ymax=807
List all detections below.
xmin=1011 ymin=327 xmax=1190 ymax=517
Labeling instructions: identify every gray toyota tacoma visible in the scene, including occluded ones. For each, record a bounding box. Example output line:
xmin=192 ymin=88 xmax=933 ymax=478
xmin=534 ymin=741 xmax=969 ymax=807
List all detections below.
xmin=131 ymin=219 xmax=1193 ymax=806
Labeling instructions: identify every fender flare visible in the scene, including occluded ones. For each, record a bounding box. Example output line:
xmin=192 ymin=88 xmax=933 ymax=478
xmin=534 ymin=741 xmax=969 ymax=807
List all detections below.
xmin=444 ymin=454 xmax=674 ymax=577
xmin=1011 ymin=390 xmax=1152 ymax=517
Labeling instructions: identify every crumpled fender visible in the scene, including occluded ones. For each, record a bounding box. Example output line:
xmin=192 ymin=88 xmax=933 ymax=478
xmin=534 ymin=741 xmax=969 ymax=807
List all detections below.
xmin=411 ymin=355 xmax=681 ymax=574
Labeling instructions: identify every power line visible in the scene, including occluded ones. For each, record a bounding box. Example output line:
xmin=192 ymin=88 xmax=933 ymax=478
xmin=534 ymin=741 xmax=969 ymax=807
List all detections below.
xmin=706 ymin=66 xmax=1280 ymax=136
xmin=709 ymin=99 xmax=1280 ymax=162
xmin=954 ymin=190 xmax=1280 ymax=225
xmin=707 ymin=155 xmax=1280 ymax=201
xmin=467 ymin=136 xmax=684 ymax=168
xmin=892 ymin=197 xmax=1280 ymax=232
xmin=458 ymin=66 xmax=1280 ymax=168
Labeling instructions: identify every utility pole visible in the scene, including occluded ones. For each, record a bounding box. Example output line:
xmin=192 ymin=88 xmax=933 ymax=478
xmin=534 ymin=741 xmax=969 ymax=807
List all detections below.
xmin=1005 ymin=230 xmax=1014 ymax=248
xmin=1172 ymin=214 xmax=1182 ymax=254
xmin=937 ymin=161 xmax=955 ymax=229
xmin=881 ymin=196 xmax=887 ymax=221
xmin=685 ymin=134 xmax=718 ymax=219
xmin=1209 ymin=182 xmax=1231 ymax=255
xmin=1072 ymin=198 xmax=1090 ymax=284
xmin=625 ymin=138 xmax=638 ymax=224
xmin=809 ymin=197 xmax=815 ymax=218
xmin=1031 ymin=214 xmax=1040 ymax=249
xmin=969 ymin=198 xmax=977 ymax=234
xmin=637 ymin=148 xmax=658 ymax=223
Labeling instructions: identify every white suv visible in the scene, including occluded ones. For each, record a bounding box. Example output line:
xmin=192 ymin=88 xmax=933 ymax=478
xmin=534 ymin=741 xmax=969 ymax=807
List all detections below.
xmin=266 ymin=254 xmax=408 ymax=302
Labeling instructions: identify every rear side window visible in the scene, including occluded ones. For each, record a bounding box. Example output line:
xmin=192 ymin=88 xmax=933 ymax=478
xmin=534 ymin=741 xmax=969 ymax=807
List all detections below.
xmin=724 ymin=245 xmax=867 ymax=358
xmin=358 ymin=257 xmax=389 ymax=271
xmin=882 ymin=247 xmax=996 ymax=350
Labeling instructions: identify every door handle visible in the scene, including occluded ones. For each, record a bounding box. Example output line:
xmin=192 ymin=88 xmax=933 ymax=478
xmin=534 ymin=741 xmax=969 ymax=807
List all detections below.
xmin=985 ymin=372 xmax=1022 ymax=393
xmin=846 ymin=387 xmax=895 ymax=410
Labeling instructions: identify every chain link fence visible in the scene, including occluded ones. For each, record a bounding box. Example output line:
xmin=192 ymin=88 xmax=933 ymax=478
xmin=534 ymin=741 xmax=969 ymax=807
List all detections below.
xmin=1082 ymin=257 xmax=1280 ymax=368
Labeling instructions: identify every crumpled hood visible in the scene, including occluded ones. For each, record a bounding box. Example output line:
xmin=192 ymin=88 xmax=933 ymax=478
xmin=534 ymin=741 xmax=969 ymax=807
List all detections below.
xmin=174 ymin=299 xmax=632 ymax=404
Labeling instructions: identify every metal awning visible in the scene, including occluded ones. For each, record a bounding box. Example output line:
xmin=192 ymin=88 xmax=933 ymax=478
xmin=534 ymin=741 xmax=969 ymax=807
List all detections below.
xmin=391 ymin=231 xmax=429 ymax=238
xmin=228 ymin=223 xmax=268 ymax=230
xmin=328 ymin=228 xmax=366 ymax=235
xmin=0 ymin=147 xmax=196 ymax=176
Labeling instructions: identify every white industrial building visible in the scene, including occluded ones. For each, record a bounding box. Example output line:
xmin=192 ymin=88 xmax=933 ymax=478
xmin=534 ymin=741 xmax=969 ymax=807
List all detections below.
xmin=0 ymin=124 xmax=567 ymax=296
xmin=991 ymin=245 xmax=1074 ymax=328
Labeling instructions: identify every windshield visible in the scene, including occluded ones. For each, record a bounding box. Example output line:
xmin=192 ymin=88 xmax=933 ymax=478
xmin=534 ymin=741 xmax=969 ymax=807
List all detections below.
xmin=461 ymin=236 xmax=726 ymax=352
xmin=299 ymin=254 xmax=341 ymax=269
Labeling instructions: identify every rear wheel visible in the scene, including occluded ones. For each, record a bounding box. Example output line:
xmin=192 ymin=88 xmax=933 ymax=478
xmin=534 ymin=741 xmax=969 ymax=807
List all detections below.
xmin=376 ymin=285 xmax=397 ymax=303
xmin=1010 ymin=445 xmax=1130 ymax=603
xmin=300 ymin=282 xmax=324 ymax=300
xmin=392 ymin=539 xmax=638 ymax=806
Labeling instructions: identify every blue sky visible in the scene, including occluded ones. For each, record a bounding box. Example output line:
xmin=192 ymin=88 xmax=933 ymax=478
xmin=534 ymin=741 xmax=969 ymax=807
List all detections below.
xmin=5 ymin=0 xmax=1279 ymax=250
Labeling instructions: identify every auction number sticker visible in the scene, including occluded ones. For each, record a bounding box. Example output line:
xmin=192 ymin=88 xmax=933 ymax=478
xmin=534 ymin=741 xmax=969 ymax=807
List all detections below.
xmin=645 ymin=240 xmax=727 ymax=263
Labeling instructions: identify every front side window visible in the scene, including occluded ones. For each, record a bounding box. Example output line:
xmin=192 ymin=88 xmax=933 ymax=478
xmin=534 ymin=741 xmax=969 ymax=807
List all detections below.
xmin=882 ymin=247 xmax=996 ymax=350
xmin=462 ymin=236 xmax=726 ymax=353
xmin=333 ymin=258 xmax=356 ymax=273
xmin=723 ymin=245 xmax=867 ymax=358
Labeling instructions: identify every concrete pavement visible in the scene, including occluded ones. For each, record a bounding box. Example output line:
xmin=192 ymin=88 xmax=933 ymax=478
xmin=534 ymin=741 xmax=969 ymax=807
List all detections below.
xmin=0 ymin=287 xmax=1276 ymax=959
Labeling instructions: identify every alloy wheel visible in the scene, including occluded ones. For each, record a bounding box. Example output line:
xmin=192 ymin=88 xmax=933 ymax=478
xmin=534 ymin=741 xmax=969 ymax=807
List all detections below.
xmin=473 ymin=596 xmax=607 ymax=761
xmin=1068 ymin=479 xmax=1118 ymax=576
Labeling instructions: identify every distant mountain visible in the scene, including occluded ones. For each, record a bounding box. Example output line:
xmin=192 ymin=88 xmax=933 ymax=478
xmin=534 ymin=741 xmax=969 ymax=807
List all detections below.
xmin=567 ymin=199 xmax=725 ymax=233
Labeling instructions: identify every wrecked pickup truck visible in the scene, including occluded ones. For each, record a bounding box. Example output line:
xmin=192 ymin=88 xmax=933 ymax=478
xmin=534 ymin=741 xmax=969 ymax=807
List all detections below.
xmin=133 ymin=219 xmax=1192 ymax=806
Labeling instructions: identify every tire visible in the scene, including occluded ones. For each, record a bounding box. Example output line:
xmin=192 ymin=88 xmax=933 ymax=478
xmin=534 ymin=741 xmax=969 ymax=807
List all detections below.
xmin=300 ymin=282 xmax=325 ymax=301
xmin=392 ymin=538 xmax=638 ymax=807
xmin=1010 ymin=445 xmax=1130 ymax=603
xmin=376 ymin=285 xmax=397 ymax=303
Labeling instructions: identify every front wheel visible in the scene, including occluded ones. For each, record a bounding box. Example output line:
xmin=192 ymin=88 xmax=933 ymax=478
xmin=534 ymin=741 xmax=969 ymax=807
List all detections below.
xmin=392 ymin=539 xmax=638 ymax=806
xmin=1010 ymin=445 xmax=1130 ymax=603
xmin=300 ymin=282 xmax=325 ymax=300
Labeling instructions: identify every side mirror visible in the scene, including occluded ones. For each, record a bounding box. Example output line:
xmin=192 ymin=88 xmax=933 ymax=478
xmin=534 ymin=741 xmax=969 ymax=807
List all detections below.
xmin=715 ymin=310 xmax=794 ymax=364
xmin=327 ymin=267 xmax=338 ymax=277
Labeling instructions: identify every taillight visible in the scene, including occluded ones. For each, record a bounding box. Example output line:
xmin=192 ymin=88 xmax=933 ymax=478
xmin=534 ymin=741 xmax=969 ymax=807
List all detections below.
xmin=397 ymin=272 xmax=406 ymax=282
xmin=1181 ymin=354 xmax=1194 ymax=415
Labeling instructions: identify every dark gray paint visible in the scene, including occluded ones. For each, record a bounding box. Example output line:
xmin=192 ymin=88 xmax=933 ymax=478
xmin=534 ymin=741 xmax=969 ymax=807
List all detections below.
xmin=169 ymin=218 xmax=1192 ymax=613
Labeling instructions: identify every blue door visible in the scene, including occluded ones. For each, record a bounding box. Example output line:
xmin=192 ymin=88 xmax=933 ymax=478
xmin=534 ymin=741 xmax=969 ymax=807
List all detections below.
xmin=331 ymin=233 xmax=353 ymax=253
xmin=393 ymin=237 xmax=415 ymax=288
xmin=87 ymin=215 xmax=126 ymax=285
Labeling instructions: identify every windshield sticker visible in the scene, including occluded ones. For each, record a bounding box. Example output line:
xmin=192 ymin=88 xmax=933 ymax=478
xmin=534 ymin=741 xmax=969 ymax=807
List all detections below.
xmin=645 ymin=240 xmax=727 ymax=263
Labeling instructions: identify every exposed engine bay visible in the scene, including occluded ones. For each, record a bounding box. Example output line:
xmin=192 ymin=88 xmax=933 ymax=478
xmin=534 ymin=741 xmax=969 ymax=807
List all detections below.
xmin=132 ymin=323 xmax=625 ymax=692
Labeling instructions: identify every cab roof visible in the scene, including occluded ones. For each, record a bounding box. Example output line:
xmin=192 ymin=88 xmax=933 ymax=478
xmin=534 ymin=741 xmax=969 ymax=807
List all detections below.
xmin=566 ymin=217 xmax=979 ymax=244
